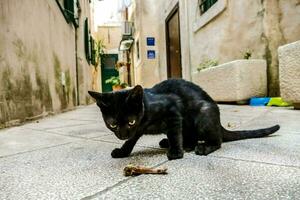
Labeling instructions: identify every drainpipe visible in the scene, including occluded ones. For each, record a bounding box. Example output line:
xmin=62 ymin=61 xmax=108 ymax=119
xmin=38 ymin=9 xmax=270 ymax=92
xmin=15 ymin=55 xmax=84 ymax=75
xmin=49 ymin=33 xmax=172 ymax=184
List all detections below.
xmin=75 ymin=27 xmax=80 ymax=105
xmin=125 ymin=7 xmax=132 ymax=86
xmin=75 ymin=2 xmax=81 ymax=106
xmin=184 ymin=0 xmax=192 ymax=81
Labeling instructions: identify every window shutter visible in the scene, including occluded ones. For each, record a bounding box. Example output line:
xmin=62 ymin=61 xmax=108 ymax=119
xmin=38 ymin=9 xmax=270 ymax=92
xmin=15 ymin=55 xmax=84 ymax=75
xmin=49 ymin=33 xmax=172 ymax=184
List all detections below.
xmin=90 ymin=36 xmax=96 ymax=65
xmin=84 ymin=18 xmax=91 ymax=64
xmin=63 ymin=0 xmax=79 ymax=26
xmin=64 ymin=0 xmax=74 ymax=21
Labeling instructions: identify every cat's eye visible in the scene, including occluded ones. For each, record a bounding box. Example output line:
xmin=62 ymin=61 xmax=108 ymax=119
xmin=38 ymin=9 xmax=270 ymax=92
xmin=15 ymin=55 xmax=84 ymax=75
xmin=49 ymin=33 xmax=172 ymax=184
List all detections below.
xmin=109 ymin=124 xmax=117 ymax=129
xmin=128 ymin=120 xmax=136 ymax=126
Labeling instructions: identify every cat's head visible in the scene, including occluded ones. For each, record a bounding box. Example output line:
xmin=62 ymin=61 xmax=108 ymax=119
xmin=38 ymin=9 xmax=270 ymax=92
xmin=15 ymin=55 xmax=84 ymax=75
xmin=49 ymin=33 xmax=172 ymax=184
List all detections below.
xmin=88 ymin=85 xmax=144 ymax=140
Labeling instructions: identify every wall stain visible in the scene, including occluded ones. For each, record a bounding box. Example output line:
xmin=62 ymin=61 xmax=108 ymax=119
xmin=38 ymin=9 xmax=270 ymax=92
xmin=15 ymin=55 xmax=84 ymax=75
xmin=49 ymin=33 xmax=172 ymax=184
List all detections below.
xmin=1 ymin=66 xmax=34 ymax=123
xmin=0 ymin=38 xmax=55 ymax=128
xmin=53 ymin=53 xmax=73 ymax=110
xmin=260 ymin=0 xmax=284 ymax=96
xmin=1 ymin=42 xmax=77 ymax=128
xmin=13 ymin=39 xmax=26 ymax=59
xmin=54 ymin=54 xmax=67 ymax=110
xmin=35 ymin=69 xmax=53 ymax=111
xmin=65 ymin=69 xmax=71 ymax=104
xmin=72 ymin=87 xmax=77 ymax=106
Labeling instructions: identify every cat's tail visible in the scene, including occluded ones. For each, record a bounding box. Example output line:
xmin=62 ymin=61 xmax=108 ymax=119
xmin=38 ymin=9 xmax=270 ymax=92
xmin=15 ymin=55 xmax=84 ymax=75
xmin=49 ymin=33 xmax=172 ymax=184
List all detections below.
xmin=222 ymin=125 xmax=280 ymax=142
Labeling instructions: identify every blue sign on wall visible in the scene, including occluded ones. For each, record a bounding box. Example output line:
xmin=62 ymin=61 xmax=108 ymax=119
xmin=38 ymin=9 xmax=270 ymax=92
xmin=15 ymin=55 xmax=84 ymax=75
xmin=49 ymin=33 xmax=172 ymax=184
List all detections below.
xmin=147 ymin=50 xmax=155 ymax=59
xmin=147 ymin=37 xmax=155 ymax=46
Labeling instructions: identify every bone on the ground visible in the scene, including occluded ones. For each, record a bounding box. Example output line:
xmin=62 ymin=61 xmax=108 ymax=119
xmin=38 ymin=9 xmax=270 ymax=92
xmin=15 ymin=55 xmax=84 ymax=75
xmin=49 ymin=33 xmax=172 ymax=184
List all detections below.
xmin=123 ymin=164 xmax=168 ymax=176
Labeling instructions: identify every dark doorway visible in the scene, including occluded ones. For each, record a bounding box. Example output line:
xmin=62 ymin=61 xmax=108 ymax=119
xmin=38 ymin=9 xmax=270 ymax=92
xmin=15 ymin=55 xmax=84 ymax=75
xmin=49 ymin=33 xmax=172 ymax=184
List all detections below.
xmin=166 ymin=4 xmax=182 ymax=78
xmin=101 ymin=54 xmax=119 ymax=92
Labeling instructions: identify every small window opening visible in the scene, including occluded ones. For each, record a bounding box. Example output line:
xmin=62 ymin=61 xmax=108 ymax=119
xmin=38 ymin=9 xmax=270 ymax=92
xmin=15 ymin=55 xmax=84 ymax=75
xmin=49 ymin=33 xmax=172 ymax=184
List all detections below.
xmin=199 ymin=0 xmax=218 ymax=15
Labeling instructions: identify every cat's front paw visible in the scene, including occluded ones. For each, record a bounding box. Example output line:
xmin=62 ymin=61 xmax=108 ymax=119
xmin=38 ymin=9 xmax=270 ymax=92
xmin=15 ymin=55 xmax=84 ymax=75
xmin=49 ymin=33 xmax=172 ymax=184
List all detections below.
xmin=159 ymin=138 xmax=169 ymax=148
xmin=195 ymin=143 xmax=206 ymax=156
xmin=111 ymin=148 xmax=130 ymax=158
xmin=167 ymin=149 xmax=183 ymax=160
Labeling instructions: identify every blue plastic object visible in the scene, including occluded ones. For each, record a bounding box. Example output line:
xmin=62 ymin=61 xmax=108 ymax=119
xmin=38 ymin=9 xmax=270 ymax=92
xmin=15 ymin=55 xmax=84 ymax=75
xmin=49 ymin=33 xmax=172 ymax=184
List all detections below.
xmin=250 ymin=97 xmax=271 ymax=106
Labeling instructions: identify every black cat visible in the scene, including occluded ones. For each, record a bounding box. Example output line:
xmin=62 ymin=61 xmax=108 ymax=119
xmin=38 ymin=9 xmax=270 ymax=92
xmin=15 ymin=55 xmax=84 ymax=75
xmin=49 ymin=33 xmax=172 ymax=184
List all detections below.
xmin=88 ymin=79 xmax=280 ymax=160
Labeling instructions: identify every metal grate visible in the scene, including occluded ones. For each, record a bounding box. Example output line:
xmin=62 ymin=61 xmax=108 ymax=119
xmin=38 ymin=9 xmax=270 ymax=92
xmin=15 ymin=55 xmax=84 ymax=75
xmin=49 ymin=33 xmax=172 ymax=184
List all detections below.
xmin=199 ymin=0 xmax=218 ymax=15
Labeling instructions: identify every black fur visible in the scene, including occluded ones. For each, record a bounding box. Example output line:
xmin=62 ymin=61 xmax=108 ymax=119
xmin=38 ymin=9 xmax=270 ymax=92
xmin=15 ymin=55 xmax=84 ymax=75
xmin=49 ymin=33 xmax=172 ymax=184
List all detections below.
xmin=89 ymin=79 xmax=280 ymax=160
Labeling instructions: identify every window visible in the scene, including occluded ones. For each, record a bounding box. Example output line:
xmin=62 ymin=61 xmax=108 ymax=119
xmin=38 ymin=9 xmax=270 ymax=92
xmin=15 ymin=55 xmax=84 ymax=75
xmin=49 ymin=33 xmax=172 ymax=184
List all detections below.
xmin=103 ymin=57 xmax=117 ymax=69
xmin=199 ymin=0 xmax=218 ymax=15
xmin=193 ymin=0 xmax=226 ymax=32
xmin=64 ymin=0 xmax=79 ymax=26
xmin=83 ymin=19 xmax=96 ymax=65
xmin=64 ymin=0 xmax=74 ymax=19
xmin=55 ymin=0 xmax=79 ymax=26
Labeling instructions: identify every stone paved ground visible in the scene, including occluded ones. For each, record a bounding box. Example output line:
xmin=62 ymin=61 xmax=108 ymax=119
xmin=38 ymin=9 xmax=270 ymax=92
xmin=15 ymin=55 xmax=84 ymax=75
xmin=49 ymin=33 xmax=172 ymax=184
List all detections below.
xmin=0 ymin=104 xmax=299 ymax=200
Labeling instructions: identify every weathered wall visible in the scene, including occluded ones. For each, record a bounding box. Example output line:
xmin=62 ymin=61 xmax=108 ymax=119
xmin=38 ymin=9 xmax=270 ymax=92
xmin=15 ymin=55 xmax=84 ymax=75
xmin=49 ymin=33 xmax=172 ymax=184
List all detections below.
xmin=129 ymin=0 xmax=300 ymax=94
xmin=278 ymin=40 xmax=300 ymax=107
xmin=262 ymin=0 xmax=300 ymax=96
xmin=0 ymin=0 xmax=92 ymax=128
xmin=188 ymin=0 xmax=300 ymax=96
xmin=130 ymin=0 xmax=200 ymax=86
xmin=76 ymin=0 xmax=94 ymax=105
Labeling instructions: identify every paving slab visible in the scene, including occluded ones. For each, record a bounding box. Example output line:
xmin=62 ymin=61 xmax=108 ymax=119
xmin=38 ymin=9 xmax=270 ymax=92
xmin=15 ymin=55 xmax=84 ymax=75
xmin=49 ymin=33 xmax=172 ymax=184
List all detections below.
xmin=48 ymin=122 xmax=109 ymax=139
xmin=212 ymin=133 xmax=300 ymax=167
xmin=241 ymin=107 xmax=300 ymax=133
xmin=21 ymin=117 xmax=95 ymax=131
xmin=96 ymin=154 xmax=300 ymax=200
xmin=0 ymin=127 xmax=76 ymax=158
xmin=0 ymin=140 xmax=167 ymax=200
xmin=219 ymin=105 xmax=276 ymax=129
xmin=95 ymin=134 xmax=166 ymax=150
xmin=53 ymin=106 xmax=102 ymax=123
xmin=18 ymin=105 xmax=100 ymax=131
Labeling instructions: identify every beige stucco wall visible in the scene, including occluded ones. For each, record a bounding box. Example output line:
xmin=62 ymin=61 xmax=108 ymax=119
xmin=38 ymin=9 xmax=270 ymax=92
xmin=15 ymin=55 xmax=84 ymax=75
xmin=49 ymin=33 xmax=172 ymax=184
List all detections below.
xmin=76 ymin=0 xmax=94 ymax=105
xmin=130 ymin=0 xmax=169 ymax=88
xmin=0 ymin=0 xmax=93 ymax=127
xmin=129 ymin=0 xmax=300 ymax=94
xmin=278 ymin=40 xmax=300 ymax=106
xmin=130 ymin=0 xmax=203 ymax=87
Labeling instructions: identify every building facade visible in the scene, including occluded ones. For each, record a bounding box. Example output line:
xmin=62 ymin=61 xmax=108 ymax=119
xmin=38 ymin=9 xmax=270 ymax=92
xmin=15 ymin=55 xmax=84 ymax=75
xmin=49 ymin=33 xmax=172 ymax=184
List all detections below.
xmin=0 ymin=0 xmax=95 ymax=128
xmin=121 ymin=0 xmax=300 ymax=96
xmin=96 ymin=24 xmax=122 ymax=54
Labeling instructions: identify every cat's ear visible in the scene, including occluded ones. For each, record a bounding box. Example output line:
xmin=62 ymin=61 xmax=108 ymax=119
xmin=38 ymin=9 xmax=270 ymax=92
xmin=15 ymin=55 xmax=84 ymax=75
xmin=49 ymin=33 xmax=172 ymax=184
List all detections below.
xmin=88 ymin=91 xmax=109 ymax=107
xmin=88 ymin=91 xmax=102 ymax=100
xmin=126 ymin=85 xmax=143 ymax=103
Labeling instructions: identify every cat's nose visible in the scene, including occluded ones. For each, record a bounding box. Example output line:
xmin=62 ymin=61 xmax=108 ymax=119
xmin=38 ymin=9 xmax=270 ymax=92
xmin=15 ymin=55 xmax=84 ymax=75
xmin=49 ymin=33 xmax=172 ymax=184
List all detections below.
xmin=116 ymin=131 xmax=129 ymax=140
